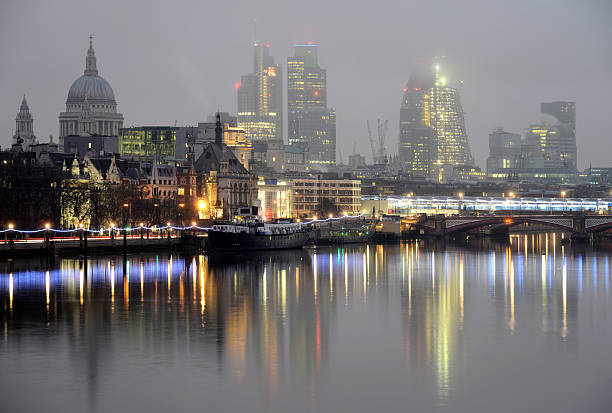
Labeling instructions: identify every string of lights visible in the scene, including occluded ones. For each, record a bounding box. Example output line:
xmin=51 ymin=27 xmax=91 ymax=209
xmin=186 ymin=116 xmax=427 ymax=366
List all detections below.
xmin=0 ymin=214 xmax=366 ymax=234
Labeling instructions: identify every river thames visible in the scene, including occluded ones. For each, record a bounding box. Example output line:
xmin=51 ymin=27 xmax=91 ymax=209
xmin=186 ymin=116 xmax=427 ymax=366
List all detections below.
xmin=1 ymin=234 xmax=612 ymax=412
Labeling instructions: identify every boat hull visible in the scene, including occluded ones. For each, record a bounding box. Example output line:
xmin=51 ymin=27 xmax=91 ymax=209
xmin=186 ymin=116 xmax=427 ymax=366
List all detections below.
xmin=207 ymin=230 xmax=311 ymax=251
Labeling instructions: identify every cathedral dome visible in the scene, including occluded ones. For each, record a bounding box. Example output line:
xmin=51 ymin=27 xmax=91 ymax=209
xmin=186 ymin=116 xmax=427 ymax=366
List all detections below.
xmin=65 ymin=37 xmax=116 ymax=105
xmin=67 ymin=74 xmax=115 ymax=103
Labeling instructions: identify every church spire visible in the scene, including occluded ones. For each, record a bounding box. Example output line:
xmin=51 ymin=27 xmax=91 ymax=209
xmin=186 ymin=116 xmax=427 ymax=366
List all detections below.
xmin=215 ymin=112 xmax=223 ymax=145
xmin=14 ymin=93 xmax=36 ymax=147
xmin=84 ymin=35 xmax=98 ymax=76
xmin=20 ymin=93 xmax=29 ymax=112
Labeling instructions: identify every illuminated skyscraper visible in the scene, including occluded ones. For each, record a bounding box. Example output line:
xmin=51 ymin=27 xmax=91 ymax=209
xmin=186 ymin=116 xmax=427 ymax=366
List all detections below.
xmin=237 ymin=41 xmax=282 ymax=142
xmin=540 ymin=101 xmax=577 ymax=170
xmin=287 ymin=44 xmax=336 ymax=167
xmin=399 ymin=62 xmax=473 ymax=178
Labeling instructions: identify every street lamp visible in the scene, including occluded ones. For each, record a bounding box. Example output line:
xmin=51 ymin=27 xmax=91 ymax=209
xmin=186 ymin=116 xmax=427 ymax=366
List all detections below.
xmin=8 ymin=223 xmax=14 ymax=230
xmin=561 ymin=191 xmax=567 ymax=212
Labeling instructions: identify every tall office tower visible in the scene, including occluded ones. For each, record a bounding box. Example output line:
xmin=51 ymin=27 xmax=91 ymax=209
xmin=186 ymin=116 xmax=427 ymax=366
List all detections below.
xmin=399 ymin=62 xmax=474 ymax=178
xmin=237 ymin=41 xmax=282 ymax=142
xmin=540 ymin=101 xmax=577 ymax=170
xmin=486 ymin=127 xmax=522 ymax=173
xmin=287 ymin=44 xmax=336 ymax=167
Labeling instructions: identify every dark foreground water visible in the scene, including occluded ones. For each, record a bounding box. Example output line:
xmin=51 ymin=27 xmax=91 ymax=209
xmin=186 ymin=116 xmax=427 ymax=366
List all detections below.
xmin=1 ymin=234 xmax=612 ymax=412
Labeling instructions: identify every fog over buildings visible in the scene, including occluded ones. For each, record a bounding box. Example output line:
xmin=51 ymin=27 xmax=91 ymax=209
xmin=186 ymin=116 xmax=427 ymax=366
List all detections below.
xmin=1 ymin=0 xmax=611 ymax=169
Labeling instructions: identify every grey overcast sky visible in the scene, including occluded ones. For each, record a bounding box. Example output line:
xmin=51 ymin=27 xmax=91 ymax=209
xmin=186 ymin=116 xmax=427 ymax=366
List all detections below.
xmin=1 ymin=0 xmax=611 ymax=168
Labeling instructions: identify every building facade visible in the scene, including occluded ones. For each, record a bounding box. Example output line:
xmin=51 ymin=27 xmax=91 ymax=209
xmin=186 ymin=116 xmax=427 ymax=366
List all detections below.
xmin=141 ymin=163 xmax=178 ymax=200
xmin=64 ymin=135 xmax=118 ymax=156
xmin=287 ymin=44 xmax=336 ymax=168
xmin=486 ymin=127 xmax=522 ymax=173
xmin=119 ymin=127 xmax=177 ymax=159
xmin=292 ymin=178 xmax=361 ymax=218
xmin=237 ymin=41 xmax=283 ymax=142
xmin=399 ymin=61 xmax=474 ymax=178
xmin=59 ymin=38 xmax=123 ymax=148
xmin=257 ymin=178 xmax=293 ymax=219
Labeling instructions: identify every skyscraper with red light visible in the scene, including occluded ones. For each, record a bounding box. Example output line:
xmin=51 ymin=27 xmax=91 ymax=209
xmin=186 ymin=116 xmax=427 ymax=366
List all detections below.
xmin=398 ymin=61 xmax=474 ymax=179
xmin=287 ymin=44 xmax=336 ymax=168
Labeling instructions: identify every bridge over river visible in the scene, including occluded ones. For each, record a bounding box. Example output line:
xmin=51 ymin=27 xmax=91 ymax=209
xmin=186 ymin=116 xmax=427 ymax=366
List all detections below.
xmin=413 ymin=213 xmax=612 ymax=240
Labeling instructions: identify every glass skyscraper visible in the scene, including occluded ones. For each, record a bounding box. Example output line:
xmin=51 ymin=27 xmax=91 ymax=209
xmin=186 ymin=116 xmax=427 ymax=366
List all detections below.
xmin=399 ymin=62 xmax=474 ymax=178
xmin=237 ymin=41 xmax=282 ymax=142
xmin=287 ymin=44 xmax=336 ymax=167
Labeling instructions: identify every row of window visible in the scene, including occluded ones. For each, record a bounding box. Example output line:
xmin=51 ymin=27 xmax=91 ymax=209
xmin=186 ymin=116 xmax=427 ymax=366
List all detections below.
xmin=295 ymin=190 xmax=360 ymax=195
xmin=147 ymin=179 xmax=176 ymax=185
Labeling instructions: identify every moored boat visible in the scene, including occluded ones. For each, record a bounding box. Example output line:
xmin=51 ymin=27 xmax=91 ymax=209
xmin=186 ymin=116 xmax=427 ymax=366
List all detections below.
xmin=207 ymin=219 xmax=312 ymax=251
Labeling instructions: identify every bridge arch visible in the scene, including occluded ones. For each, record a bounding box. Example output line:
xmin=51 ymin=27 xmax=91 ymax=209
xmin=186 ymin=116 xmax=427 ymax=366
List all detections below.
xmin=585 ymin=217 xmax=612 ymax=233
xmin=440 ymin=216 xmax=575 ymax=234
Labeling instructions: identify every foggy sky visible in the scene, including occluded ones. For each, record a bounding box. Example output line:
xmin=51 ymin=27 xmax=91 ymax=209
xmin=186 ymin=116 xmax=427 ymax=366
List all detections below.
xmin=1 ymin=0 xmax=611 ymax=169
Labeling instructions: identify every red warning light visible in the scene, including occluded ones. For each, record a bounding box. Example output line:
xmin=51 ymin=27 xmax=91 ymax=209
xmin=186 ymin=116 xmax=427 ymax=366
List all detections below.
xmin=403 ymin=88 xmax=408 ymax=92
xmin=414 ymin=87 xmax=420 ymax=91
xmin=313 ymin=90 xmax=319 ymax=97
xmin=234 ymin=82 xmax=241 ymax=89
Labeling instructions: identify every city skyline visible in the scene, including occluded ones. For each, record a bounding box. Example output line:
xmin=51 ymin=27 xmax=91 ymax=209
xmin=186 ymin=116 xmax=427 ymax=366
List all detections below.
xmin=1 ymin=0 xmax=611 ymax=169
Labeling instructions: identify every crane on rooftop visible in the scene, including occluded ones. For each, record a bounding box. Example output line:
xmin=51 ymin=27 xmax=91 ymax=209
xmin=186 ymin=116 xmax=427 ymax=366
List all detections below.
xmin=367 ymin=118 xmax=388 ymax=164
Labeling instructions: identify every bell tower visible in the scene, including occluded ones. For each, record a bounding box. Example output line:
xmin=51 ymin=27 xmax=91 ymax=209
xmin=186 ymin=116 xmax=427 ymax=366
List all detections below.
xmin=13 ymin=94 xmax=37 ymax=149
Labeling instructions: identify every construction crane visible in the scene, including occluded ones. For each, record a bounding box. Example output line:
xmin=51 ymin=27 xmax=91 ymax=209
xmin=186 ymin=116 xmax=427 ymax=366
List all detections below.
xmin=367 ymin=118 xmax=388 ymax=164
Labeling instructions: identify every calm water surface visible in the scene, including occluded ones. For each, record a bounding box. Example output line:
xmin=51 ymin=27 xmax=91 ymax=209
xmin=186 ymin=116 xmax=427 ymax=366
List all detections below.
xmin=1 ymin=234 xmax=612 ymax=412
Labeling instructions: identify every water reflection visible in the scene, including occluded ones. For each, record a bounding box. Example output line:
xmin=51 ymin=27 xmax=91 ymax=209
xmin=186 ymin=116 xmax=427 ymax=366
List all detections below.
xmin=1 ymin=234 xmax=612 ymax=412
